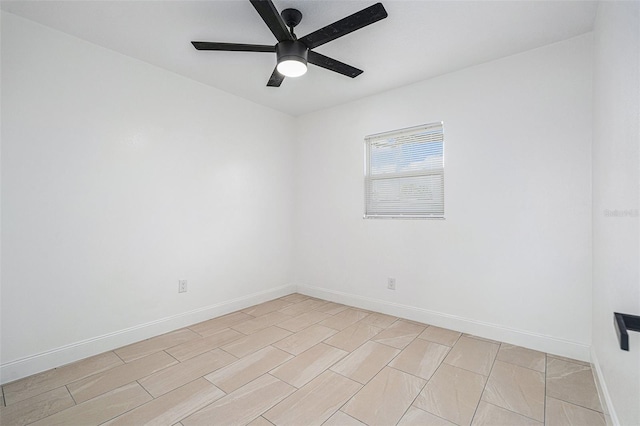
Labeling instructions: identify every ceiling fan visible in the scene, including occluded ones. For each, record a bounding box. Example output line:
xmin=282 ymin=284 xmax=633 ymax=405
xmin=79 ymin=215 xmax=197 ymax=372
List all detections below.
xmin=191 ymin=0 xmax=388 ymax=87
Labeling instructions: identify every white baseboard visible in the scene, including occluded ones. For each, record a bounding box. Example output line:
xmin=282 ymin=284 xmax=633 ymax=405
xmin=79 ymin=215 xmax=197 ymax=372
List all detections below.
xmin=298 ymin=284 xmax=591 ymax=361
xmin=0 ymin=284 xmax=296 ymax=384
xmin=590 ymin=348 xmax=619 ymax=426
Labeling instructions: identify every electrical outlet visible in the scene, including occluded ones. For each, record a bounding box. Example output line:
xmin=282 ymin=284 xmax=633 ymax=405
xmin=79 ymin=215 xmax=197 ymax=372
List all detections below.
xmin=178 ymin=280 xmax=188 ymax=293
xmin=387 ymin=277 xmax=396 ymax=290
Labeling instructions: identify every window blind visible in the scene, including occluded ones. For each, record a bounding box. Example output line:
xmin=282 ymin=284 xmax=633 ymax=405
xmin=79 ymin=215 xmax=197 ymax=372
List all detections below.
xmin=364 ymin=122 xmax=444 ymax=218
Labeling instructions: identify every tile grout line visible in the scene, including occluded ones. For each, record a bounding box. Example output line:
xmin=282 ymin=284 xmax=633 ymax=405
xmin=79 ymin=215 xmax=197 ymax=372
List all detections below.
xmin=320 ymin=410 xmax=362 ymax=426
xmin=24 ymin=385 xmax=79 ymax=426
xmin=544 ymin=353 xmax=548 ymax=424
xmin=387 ymin=364 xmax=428 ymax=425
xmin=440 ymin=360 xmax=492 ymax=378
xmin=406 ymin=353 xmax=452 ymax=423
xmin=136 ymin=379 xmax=155 ymax=400
xmin=545 ymin=396 xmax=607 ymax=416
xmin=496 ymin=358 xmax=547 ymax=374
xmin=396 ymin=372 xmax=458 ymax=426
xmin=546 ymin=357 xmax=604 ymax=414
xmin=482 ymin=400 xmax=545 ymax=424
xmin=329 ymin=341 xmax=414 ymax=424
xmin=163 ymin=350 xmax=181 ymax=364
xmin=113 ymin=350 xmax=127 ymax=364
xmin=194 ymin=372 xmax=292 ymax=424
xmin=474 ymin=347 xmax=547 ymax=424
xmin=546 ymin=394 xmax=606 ymax=414
xmin=186 ymin=326 xmax=208 ymax=338
xmin=93 ymin=380 xmax=155 ymax=425
xmin=320 ymin=325 xmax=384 ymax=354
xmin=468 ymin=341 xmax=500 ymax=424
xmin=64 ymin=384 xmax=78 ymax=406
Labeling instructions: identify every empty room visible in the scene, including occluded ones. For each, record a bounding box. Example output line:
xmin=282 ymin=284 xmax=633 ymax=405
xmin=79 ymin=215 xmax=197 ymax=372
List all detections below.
xmin=1 ymin=0 xmax=638 ymax=425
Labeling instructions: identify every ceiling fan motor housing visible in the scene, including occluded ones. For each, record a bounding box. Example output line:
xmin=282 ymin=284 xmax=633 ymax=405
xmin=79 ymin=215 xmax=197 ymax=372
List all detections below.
xmin=276 ymin=40 xmax=308 ymax=65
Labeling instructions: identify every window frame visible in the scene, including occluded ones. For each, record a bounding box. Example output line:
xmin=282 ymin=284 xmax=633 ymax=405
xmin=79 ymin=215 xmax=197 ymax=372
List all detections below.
xmin=363 ymin=122 xmax=445 ymax=220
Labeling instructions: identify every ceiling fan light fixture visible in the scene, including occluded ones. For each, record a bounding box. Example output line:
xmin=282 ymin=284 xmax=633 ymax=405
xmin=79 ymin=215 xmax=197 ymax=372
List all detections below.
xmin=277 ymin=59 xmax=307 ymax=77
xmin=276 ymin=40 xmax=308 ymax=77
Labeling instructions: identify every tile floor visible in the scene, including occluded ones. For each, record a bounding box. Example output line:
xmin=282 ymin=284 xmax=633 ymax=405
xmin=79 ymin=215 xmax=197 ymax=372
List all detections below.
xmin=0 ymin=294 xmax=606 ymax=426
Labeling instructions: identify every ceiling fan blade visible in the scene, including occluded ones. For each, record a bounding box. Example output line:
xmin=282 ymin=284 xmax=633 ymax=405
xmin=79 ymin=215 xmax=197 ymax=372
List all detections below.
xmin=267 ymin=67 xmax=285 ymax=87
xmin=307 ymin=51 xmax=363 ymax=78
xmin=299 ymin=3 xmax=388 ymax=49
xmin=191 ymin=42 xmax=275 ymax=52
xmin=250 ymin=0 xmax=293 ymax=42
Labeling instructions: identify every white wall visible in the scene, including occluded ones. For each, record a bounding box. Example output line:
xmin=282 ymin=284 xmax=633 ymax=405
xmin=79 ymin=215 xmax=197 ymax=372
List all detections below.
xmin=294 ymin=34 xmax=593 ymax=359
xmin=1 ymin=12 xmax=295 ymax=382
xmin=591 ymin=2 xmax=640 ymax=425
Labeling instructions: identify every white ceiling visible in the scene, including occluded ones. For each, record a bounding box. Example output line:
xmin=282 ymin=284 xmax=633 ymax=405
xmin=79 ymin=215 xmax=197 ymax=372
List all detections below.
xmin=1 ymin=0 xmax=598 ymax=116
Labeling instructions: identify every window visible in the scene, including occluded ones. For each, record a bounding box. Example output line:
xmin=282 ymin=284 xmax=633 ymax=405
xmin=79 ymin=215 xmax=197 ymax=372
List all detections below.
xmin=364 ymin=122 xmax=444 ymax=219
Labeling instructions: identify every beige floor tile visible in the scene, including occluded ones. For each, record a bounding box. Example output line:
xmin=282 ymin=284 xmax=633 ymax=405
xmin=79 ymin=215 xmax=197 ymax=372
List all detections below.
xmin=276 ymin=311 xmax=331 ymax=333
xmin=545 ymin=397 xmax=606 ymax=426
xmin=471 ymin=401 xmax=542 ymax=426
xmin=324 ymin=322 xmax=382 ymax=352
xmin=2 ymin=352 xmax=123 ymax=405
xmin=221 ymin=326 xmax=291 ymax=358
xmin=389 ymin=339 xmax=450 ymax=380
xmin=30 ymin=382 xmax=152 ymax=426
xmin=279 ymin=293 xmax=309 ymax=303
xmin=278 ymin=299 xmax=329 ymax=317
xmin=372 ymin=320 xmax=426 ymax=349
xmin=414 ymin=363 xmax=486 ymax=426
xmin=114 ymin=328 xmax=200 ymax=362
xmin=359 ymin=312 xmax=398 ymax=328
xmin=242 ymin=299 xmax=293 ymax=317
xmin=546 ymin=357 xmax=602 ymax=412
xmin=139 ymin=349 xmax=237 ymax=397
xmin=481 ymin=361 xmax=545 ymax=422
xmin=10 ymin=296 xmax=614 ymax=426
xmin=204 ymin=346 xmax=292 ymax=393
xmin=272 ymin=324 xmax=337 ymax=355
xmin=320 ymin=309 xmax=370 ymax=331
xmin=105 ymin=378 xmax=224 ymax=426
xmin=343 ymin=367 xmax=426 ymax=426
xmin=331 ymin=341 xmax=400 ymax=384
xmin=182 ymin=374 xmax=295 ymax=426
xmin=330 ymin=341 xmax=400 ymax=384
xmin=67 ymin=351 xmax=177 ymax=403
xmin=270 ymin=343 xmax=348 ymax=388
xmin=323 ymin=411 xmax=366 ymax=426
xmin=165 ymin=328 xmax=244 ymax=361
xmin=496 ymin=344 xmax=545 ymax=373
xmin=247 ymin=417 xmax=274 ymax=426
xmin=546 ymin=354 xmax=590 ymax=367
xmin=315 ymin=302 xmax=350 ymax=315
xmin=231 ymin=311 xmax=292 ymax=335
xmin=443 ymin=336 xmax=499 ymax=376
xmin=0 ymin=387 xmax=74 ymax=426
xmin=417 ymin=326 xmax=462 ymax=347
xmin=189 ymin=311 xmax=254 ymax=337
xmin=397 ymin=406 xmax=457 ymax=426
xmin=264 ymin=370 xmax=362 ymax=426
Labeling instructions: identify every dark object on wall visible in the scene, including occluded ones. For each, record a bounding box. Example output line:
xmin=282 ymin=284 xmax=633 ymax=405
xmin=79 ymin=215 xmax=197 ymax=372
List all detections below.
xmin=614 ymin=312 xmax=640 ymax=351
xmin=191 ymin=0 xmax=388 ymax=86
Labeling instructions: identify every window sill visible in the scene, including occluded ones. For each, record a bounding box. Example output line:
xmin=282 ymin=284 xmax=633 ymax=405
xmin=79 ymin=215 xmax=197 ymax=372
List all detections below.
xmin=363 ymin=215 xmax=445 ymax=220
